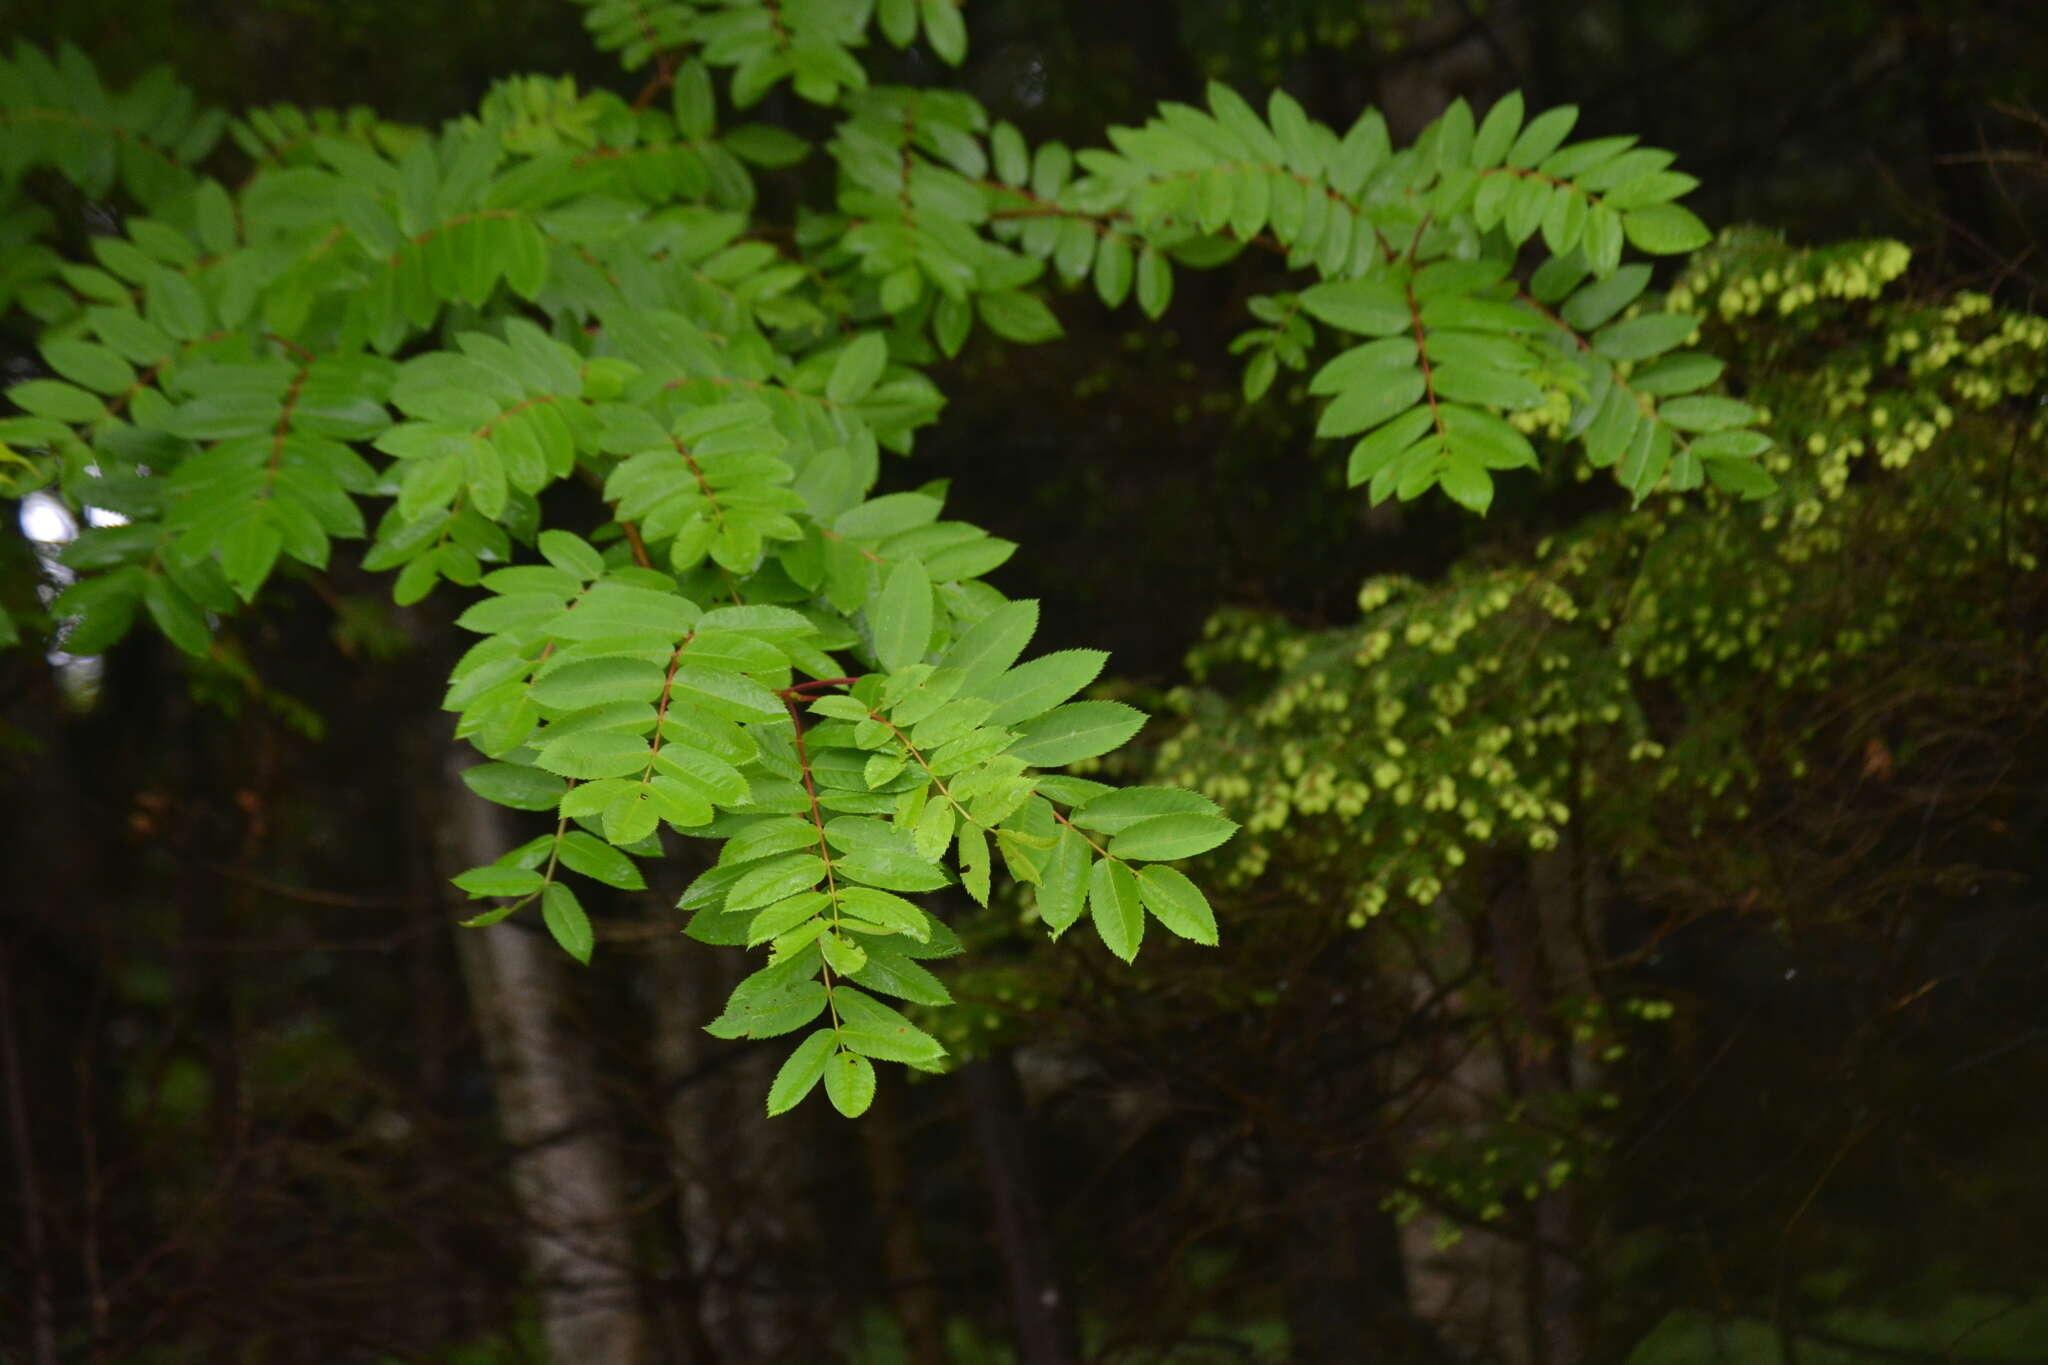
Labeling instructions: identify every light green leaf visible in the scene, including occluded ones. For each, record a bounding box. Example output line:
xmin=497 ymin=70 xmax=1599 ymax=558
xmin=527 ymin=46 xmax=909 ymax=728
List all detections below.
xmin=452 ymin=865 xmax=546 ymax=897
xmin=821 ymin=931 xmax=867 ymax=977
xmin=542 ymin=882 xmax=594 ymax=964
xmin=1702 ymin=454 xmax=1777 ymax=498
xmin=871 ymin=557 xmax=934 ymax=673
xmin=1094 ymin=235 xmax=1133 ymax=308
xmin=746 ymin=891 xmax=831 ymax=946
xmin=651 ymin=744 xmax=752 ymax=806
xmin=1088 ymin=858 xmax=1143 ymax=963
xmin=1630 ymin=352 xmax=1725 ymax=396
xmin=1622 ymin=203 xmax=1712 ymax=254
xmin=534 ymin=729 xmax=651 ymax=780
xmin=530 ymin=657 xmax=667 ymax=710
xmin=837 ymin=886 xmax=931 ymax=940
xmin=669 ymin=665 xmax=786 ymax=721
xmin=849 ymin=943 xmax=952 ymax=1005
xmin=1005 ymin=700 xmax=1146 ymax=767
xmin=1471 ymin=91 xmax=1524 ymax=167
xmin=1107 ymin=812 xmax=1238 ymax=861
xmin=1691 ymin=429 xmax=1773 ymax=459
xmin=42 ymin=340 xmax=135 ymax=395
xmin=1035 ymin=827 xmax=1090 ymax=936
xmin=1071 ymin=786 xmax=1221 ymax=835
xmin=1135 ymin=246 xmax=1172 ymax=318
xmin=220 ymin=517 xmax=282 ymax=601
xmin=1316 ymin=370 xmax=1426 ymax=437
xmin=723 ymin=123 xmax=810 ymax=168
xmin=728 ymin=853 xmax=828 ymax=913
xmin=1507 ymin=105 xmax=1578 ymax=168
xmin=462 ymin=762 xmax=567 ymax=811
xmin=556 ymin=830 xmax=646 ymax=890
xmin=1135 ymin=864 xmax=1219 ymax=946
xmin=142 ymin=574 xmax=210 ymax=657
xmin=1559 ymin=264 xmax=1652 ymax=331
xmin=1347 ymin=407 xmax=1437 ymax=488
xmin=981 ymin=648 xmax=1108 ymax=725
xmin=978 ymin=290 xmax=1063 ymax=344
xmin=920 ymin=0 xmax=966 ymax=64
xmin=1657 ymin=395 xmax=1756 ymax=432
xmin=1436 ymin=456 xmax=1494 ymax=513
xmin=824 ymin=1052 xmax=877 ymax=1117
xmin=1299 ymin=278 xmax=1410 ymax=336
xmin=835 ymin=986 xmax=945 ymax=1063
xmin=1594 ymin=312 xmax=1698 ymax=362
xmin=601 ymin=785 xmax=661 ymax=845
xmin=538 ymin=529 xmax=605 ymax=581
xmin=941 ymin=599 xmax=1038 ymax=687
xmin=827 ymin=333 xmax=888 ymax=404
xmin=765 ymin=1029 xmax=836 ymax=1115
xmin=837 ymin=846 xmax=951 ymax=893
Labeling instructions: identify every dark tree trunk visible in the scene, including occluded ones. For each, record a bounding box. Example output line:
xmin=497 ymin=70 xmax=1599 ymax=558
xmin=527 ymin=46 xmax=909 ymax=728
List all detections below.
xmin=962 ymin=1051 xmax=1081 ymax=1365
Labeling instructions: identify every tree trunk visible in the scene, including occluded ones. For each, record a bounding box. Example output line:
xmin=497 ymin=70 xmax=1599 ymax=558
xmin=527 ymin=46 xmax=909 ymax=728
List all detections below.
xmin=644 ymin=930 xmax=821 ymax=1362
xmin=962 ymin=1051 xmax=1081 ymax=1365
xmin=861 ymin=1075 xmax=949 ymax=1365
xmin=1396 ymin=837 xmax=1600 ymax=1365
xmin=443 ymin=751 xmax=649 ymax=1365
xmin=1278 ymin=1145 xmax=1450 ymax=1364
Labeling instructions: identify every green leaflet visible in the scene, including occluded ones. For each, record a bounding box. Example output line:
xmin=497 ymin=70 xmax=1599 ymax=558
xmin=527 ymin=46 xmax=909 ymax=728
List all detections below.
xmin=1107 ymin=812 xmax=1239 ymax=861
xmin=1135 ymin=865 xmax=1219 ymax=946
xmin=1300 ymin=278 xmax=1410 ymax=336
xmin=849 ymin=942 xmax=952 ymax=1005
xmin=941 ymin=599 xmax=1039 ymax=688
xmin=834 ymin=987 xmax=945 ymax=1065
xmin=462 ymin=762 xmax=567 ymax=811
xmin=1006 ymin=701 xmax=1146 ymax=768
xmin=529 ymin=657 xmax=667 ymax=710
xmin=1035 ymin=826 xmax=1091 ymax=937
xmin=980 ymin=649 xmax=1108 ymax=725
xmin=726 ymin=853 xmax=828 ymax=913
xmin=556 ymin=830 xmax=646 ymax=890
xmin=765 ymin=1029 xmax=837 ymax=1116
xmin=541 ymin=882 xmax=594 ymax=964
xmin=452 ymin=865 xmax=545 ymax=898
xmin=1088 ymin=857 xmax=1144 ymax=963
xmin=871 ymin=557 xmax=934 ymax=673
xmin=1595 ymin=312 xmax=1699 ymax=362
xmin=836 ymin=886 xmax=932 ymax=941
xmin=824 ymin=1052 xmax=877 ymax=1117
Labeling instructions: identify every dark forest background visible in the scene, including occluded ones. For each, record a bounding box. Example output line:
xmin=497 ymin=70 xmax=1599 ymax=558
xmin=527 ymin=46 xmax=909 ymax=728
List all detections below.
xmin=3 ymin=2 xmax=2047 ymax=1362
